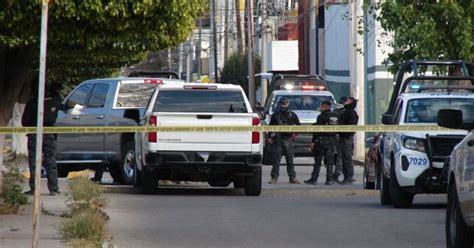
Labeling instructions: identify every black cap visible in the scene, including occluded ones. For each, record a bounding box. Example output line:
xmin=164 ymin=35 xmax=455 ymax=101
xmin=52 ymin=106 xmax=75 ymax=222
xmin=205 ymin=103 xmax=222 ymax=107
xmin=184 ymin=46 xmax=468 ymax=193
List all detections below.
xmin=348 ymin=97 xmax=358 ymax=102
xmin=321 ymin=100 xmax=332 ymax=106
xmin=279 ymin=98 xmax=289 ymax=104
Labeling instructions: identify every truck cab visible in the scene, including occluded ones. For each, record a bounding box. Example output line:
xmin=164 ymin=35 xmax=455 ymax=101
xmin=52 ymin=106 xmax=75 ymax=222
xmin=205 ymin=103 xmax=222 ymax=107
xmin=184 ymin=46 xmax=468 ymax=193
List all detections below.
xmin=55 ymin=77 xmax=184 ymax=184
xmin=378 ymin=60 xmax=474 ymax=208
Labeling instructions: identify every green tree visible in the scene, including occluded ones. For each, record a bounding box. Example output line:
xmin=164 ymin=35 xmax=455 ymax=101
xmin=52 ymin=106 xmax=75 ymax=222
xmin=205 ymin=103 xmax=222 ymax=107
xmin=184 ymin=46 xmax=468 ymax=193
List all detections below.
xmin=375 ymin=1 xmax=474 ymax=73
xmin=220 ymin=52 xmax=261 ymax=94
xmin=0 ymin=1 xmax=207 ymax=125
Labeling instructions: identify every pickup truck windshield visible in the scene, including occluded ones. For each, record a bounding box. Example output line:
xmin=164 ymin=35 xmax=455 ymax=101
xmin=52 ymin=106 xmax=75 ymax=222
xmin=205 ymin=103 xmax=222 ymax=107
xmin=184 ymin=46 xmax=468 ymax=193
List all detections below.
xmin=116 ymin=83 xmax=156 ymax=108
xmin=154 ymin=90 xmax=248 ymax=113
xmin=271 ymin=95 xmax=334 ymax=112
xmin=405 ymin=98 xmax=474 ymax=123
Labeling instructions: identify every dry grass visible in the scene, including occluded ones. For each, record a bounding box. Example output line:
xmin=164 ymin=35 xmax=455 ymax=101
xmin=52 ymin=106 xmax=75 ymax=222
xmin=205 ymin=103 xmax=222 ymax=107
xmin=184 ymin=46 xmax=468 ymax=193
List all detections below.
xmin=59 ymin=177 xmax=110 ymax=246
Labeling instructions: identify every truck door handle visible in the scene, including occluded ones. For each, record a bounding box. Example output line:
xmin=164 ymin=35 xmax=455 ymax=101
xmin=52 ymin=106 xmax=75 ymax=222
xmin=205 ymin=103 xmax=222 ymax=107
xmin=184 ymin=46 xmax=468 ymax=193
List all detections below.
xmin=72 ymin=115 xmax=81 ymax=120
xmin=468 ymin=140 xmax=474 ymax=147
xmin=197 ymin=115 xmax=213 ymax=119
xmin=96 ymin=115 xmax=104 ymax=119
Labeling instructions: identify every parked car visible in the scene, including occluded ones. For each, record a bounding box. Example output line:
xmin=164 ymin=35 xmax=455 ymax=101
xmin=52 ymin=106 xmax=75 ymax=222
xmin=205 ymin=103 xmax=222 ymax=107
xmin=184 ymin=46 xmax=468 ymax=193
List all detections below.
xmin=363 ymin=133 xmax=382 ymax=190
xmin=438 ymin=109 xmax=474 ymax=248
xmin=55 ymin=77 xmax=184 ymax=184
xmin=135 ymin=83 xmax=263 ymax=195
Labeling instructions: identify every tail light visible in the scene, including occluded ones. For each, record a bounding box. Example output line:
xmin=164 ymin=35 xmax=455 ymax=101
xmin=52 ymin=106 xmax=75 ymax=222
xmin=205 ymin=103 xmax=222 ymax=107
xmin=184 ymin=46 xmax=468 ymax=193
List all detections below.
xmin=148 ymin=115 xmax=157 ymax=142
xmin=144 ymin=79 xmax=163 ymax=84
xmin=252 ymin=116 xmax=260 ymax=144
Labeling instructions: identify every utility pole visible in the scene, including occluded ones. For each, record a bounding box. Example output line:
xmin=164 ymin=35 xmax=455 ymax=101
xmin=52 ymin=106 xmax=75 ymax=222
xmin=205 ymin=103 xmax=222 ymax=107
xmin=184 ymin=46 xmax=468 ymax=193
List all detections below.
xmin=212 ymin=0 xmax=219 ymax=83
xmin=260 ymin=0 xmax=268 ymax=104
xmin=33 ymin=1 xmax=49 ymax=247
xmin=235 ymin=0 xmax=244 ymax=56
xmin=178 ymin=44 xmax=183 ymax=79
xmin=197 ymin=18 xmax=202 ymax=79
xmin=315 ymin=0 xmax=319 ymax=75
xmin=247 ymin=0 xmax=256 ymax=107
xmin=167 ymin=48 xmax=172 ymax=70
xmin=186 ymin=39 xmax=193 ymax=82
xmin=224 ymin=0 xmax=229 ymax=61
xmin=349 ymin=0 xmax=365 ymax=160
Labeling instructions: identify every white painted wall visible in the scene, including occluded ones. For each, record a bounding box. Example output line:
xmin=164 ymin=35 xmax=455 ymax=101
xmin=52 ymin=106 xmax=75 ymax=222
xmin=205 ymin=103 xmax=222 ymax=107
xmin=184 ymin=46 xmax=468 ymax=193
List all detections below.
xmin=324 ymin=4 xmax=351 ymax=84
xmin=267 ymin=40 xmax=299 ymax=71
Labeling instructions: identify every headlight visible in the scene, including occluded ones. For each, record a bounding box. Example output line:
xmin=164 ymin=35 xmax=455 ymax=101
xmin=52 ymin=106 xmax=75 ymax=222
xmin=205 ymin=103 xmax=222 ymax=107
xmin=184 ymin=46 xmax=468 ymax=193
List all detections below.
xmin=403 ymin=137 xmax=425 ymax=152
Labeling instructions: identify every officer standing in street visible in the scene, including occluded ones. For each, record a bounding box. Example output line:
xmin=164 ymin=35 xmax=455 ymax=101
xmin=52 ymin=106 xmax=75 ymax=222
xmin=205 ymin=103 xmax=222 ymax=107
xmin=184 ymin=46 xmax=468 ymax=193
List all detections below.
xmin=304 ymin=100 xmax=338 ymax=185
xmin=22 ymin=85 xmax=62 ymax=195
xmin=268 ymin=98 xmax=302 ymax=184
xmin=333 ymin=96 xmax=347 ymax=183
xmin=339 ymin=97 xmax=359 ymax=184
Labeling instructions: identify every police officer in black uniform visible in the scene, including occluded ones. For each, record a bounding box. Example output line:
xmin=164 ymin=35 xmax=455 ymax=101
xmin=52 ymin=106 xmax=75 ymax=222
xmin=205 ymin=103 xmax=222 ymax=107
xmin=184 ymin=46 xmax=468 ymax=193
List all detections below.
xmin=22 ymin=85 xmax=62 ymax=195
xmin=304 ymin=100 xmax=338 ymax=185
xmin=333 ymin=96 xmax=347 ymax=183
xmin=339 ymin=97 xmax=359 ymax=184
xmin=268 ymin=98 xmax=301 ymax=184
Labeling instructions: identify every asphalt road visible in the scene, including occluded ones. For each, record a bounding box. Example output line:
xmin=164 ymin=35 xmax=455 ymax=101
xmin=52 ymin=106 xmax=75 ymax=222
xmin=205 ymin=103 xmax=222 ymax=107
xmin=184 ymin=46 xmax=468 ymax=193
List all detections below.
xmin=105 ymin=158 xmax=447 ymax=248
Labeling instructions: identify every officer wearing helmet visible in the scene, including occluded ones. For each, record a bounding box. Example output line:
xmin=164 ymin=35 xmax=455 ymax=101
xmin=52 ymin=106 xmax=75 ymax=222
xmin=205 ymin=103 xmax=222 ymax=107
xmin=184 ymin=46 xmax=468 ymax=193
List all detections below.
xmin=267 ymin=98 xmax=302 ymax=184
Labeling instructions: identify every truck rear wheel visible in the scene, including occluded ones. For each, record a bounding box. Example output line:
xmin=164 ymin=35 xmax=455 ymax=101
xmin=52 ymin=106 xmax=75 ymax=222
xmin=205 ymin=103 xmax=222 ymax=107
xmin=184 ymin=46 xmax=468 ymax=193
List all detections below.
xmin=446 ymin=183 xmax=474 ymax=248
xmin=390 ymin=160 xmax=414 ymax=208
xmin=244 ymin=167 xmax=262 ymax=196
xmin=363 ymin=166 xmax=375 ymax=189
xmin=379 ymin=167 xmax=391 ymax=205
xmin=119 ymin=141 xmax=136 ymax=185
xmin=142 ymin=169 xmax=158 ymax=194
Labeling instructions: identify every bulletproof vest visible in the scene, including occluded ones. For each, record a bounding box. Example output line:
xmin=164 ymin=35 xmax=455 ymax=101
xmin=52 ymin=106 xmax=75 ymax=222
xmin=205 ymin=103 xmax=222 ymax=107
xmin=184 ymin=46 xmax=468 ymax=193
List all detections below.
xmin=43 ymin=99 xmax=59 ymax=126
xmin=276 ymin=111 xmax=295 ymax=125
xmin=328 ymin=111 xmax=339 ymax=125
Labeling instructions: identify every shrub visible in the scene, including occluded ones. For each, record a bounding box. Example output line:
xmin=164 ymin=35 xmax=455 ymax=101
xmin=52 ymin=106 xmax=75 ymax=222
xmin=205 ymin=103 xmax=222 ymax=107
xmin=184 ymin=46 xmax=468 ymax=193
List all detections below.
xmin=59 ymin=208 xmax=107 ymax=244
xmin=65 ymin=177 xmax=107 ymax=217
xmin=0 ymin=158 xmax=28 ymax=214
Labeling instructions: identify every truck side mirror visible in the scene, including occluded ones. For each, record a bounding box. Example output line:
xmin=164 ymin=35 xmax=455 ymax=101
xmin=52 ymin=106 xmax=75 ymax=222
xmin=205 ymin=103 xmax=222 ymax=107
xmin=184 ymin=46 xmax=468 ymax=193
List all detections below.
xmin=438 ymin=109 xmax=463 ymax=129
xmin=381 ymin=114 xmax=395 ymax=125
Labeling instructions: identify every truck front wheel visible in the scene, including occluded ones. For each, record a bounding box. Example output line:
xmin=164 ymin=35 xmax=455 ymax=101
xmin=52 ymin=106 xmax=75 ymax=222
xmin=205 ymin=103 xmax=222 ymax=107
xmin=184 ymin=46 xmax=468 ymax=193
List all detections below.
xmin=390 ymin=159 xmax=414 ymax=208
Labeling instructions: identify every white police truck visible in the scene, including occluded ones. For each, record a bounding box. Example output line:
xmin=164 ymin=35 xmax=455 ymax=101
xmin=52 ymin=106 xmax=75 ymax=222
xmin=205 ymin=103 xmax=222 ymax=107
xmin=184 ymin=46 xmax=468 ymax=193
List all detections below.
xmin=378 ymin=60 xmax=474 ymax=208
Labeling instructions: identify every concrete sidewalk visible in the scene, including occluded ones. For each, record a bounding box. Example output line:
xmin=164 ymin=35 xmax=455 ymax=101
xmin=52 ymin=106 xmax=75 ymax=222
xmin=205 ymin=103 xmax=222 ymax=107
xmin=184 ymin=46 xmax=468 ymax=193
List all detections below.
xmin=0 ymin=179 xmax=69 ymax=248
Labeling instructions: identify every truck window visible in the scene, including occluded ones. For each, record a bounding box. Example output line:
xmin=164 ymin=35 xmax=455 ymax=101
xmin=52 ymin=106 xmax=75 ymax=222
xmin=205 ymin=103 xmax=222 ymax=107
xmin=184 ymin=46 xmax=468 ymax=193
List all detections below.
xmin=406 ymin=98 xmax=474 ymax=123
xmin=116 ymin=83 xmax=156 ymax=108
xmin=153 ymin=90 xmax=248 ymax=113
xmin=272 ymin=95 xmax=334 ymax=112
xmin=88 ymin=83 xmax=109 ymax=108
xmin=67 ymin=84 xmax=92 ymax=108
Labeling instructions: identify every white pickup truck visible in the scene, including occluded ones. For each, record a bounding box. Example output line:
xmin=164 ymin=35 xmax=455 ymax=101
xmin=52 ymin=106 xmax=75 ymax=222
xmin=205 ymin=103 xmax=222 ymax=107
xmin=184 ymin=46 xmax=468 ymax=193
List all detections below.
xmin=135 ymin=83 xmax=263 ymax=195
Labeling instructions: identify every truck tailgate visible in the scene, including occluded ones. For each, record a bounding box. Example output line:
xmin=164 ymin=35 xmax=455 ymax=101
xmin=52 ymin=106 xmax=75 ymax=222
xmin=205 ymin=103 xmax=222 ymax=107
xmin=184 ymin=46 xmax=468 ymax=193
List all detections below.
xmin=154 ymin=112 xmax=253 ymax=152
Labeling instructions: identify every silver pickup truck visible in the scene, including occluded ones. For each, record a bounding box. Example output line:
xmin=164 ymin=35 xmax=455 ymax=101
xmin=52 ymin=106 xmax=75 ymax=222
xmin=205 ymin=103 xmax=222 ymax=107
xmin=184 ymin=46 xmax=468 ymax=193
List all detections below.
xmin=55 ymin=77 xmax=183 ymax=184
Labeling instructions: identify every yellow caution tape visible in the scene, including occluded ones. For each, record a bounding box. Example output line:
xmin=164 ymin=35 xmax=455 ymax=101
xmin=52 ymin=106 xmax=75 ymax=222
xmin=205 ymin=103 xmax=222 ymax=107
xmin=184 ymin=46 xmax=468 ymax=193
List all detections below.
xmin=0 ymin=125 xmax=448 ymax=134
